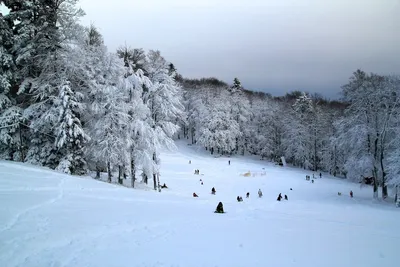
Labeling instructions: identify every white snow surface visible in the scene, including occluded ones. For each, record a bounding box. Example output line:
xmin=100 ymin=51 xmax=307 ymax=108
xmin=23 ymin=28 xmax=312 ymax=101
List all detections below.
xmin=1 ymin=141 xmax=399 ymax=267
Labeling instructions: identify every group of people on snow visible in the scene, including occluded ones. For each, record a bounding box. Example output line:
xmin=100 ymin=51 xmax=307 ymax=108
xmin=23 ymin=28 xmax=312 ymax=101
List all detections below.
xmin=277 ymin=193 xmax=288 ymax=201
xmin=338 ymin=191 xmax=353 ymax=197
xmin=237 ymin=189 xmax=263 ymax=202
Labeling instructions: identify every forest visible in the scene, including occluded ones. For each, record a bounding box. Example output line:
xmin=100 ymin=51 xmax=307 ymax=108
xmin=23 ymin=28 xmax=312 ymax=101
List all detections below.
xmin=1 ymin=0 xmax=399 ymax=201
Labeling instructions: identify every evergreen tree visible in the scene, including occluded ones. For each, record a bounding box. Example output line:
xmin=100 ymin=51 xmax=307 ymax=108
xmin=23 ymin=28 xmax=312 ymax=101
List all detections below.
xmin=55 ymin=80 xmax=88 ymax=175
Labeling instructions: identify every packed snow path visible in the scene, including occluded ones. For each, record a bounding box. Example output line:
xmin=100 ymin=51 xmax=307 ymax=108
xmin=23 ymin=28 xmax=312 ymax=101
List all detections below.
xmin=0 ymin=142 xmax=399 ymax=267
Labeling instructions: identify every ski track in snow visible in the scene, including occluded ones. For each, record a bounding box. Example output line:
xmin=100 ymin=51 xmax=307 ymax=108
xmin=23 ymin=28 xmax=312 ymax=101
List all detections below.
xmin=0 ymin=174 xmax=65 ymax=235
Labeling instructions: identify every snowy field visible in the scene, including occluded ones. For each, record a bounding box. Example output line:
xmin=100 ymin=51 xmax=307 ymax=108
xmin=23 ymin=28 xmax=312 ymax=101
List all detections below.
xmin=1 ymin=141 xmax=399 ymax=267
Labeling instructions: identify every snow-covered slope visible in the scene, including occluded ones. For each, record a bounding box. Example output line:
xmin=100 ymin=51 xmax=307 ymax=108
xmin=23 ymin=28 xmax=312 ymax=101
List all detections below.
xmin=1 ymin=141 xmax=399 ymax=267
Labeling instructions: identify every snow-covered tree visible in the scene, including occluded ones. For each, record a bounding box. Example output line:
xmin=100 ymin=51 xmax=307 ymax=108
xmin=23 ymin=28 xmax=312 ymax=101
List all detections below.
xmin=55 ymin=80 xmax=88 ymax=175
xmin=197 ymin=88 xmax=240 ymax=154
xmin=8 ymin=0 xmax=86 ymax=167
xmin=285 ymin=92 xmax=315 ymax=169
xmin=229 ymin=78 xmax=251 ymax=155
xmin=247 ymin=97 xmax=276 ymax=159
xmin=144 ymin=50 xmax=185 ymax=190
xmin=338 ymin=70 xmax=400 ymax=199
xmin=0 ymin=10 xmax=25 ymax=160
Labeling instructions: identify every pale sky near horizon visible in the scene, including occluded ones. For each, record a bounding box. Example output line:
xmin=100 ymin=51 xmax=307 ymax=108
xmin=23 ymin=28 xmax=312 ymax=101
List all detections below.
xmin=2 ymin=0 xmax=400 ymax=98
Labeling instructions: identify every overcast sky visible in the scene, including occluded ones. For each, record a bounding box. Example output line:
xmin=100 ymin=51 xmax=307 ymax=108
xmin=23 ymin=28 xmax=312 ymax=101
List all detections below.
xmin=4 ymin=1 xmax=400 ymax=98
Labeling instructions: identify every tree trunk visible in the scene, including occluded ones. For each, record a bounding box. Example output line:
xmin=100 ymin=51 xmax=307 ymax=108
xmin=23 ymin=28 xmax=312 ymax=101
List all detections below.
xmin=107 ymin=161 xmax=112 ymax=183
xmin=95 ymin=162 xmax=100 ymax=179
xmin=235 ymin=137 xmax=238 ymax=153
xmin=373 ymin=170 xmax=378 ymax=199
xmin=373 ymin=134 xmax=379 ymax=199
xmin=313 ymin=129 xmax=317 ymax=172
xmin=157 ymin=173 xmax=161 ymax=192
xmin=19 ymin=122 xmax=25 ymax=162
xmin=153 ymin=173 xmax=157 ymax=190
xmin=130 ymin=155 xmax=136 ymax=188
xmin=118 ymin=165 xmax=123 ymax=185
xmin=379 ymin=137 xmax=388 ymax=199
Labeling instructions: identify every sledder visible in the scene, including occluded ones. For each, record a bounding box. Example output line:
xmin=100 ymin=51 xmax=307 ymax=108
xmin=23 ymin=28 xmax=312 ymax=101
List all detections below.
xmin=215 ymin=202 xmax=224 ymax=213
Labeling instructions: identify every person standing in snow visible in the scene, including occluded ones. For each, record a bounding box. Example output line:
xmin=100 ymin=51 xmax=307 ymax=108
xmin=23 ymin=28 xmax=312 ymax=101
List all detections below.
xmin=228 ymin=160 xmax=231 ymax=165
xmin=258 ymin=189 xmax=263 ymax=198
xmin=211 ymin=187 xmax=216 ymax=195
xmin=277 ymin=193 xmax=282 ymax=201
xmin=350 ymin=190 xmax=353 ymax=198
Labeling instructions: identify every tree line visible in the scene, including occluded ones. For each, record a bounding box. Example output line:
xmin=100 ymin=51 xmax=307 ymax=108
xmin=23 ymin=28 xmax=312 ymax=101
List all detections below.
xmin=1 ymin=1 xmax=399 ymax=201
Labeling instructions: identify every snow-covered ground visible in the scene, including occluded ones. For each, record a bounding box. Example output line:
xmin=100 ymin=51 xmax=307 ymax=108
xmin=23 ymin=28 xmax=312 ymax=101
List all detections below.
xmin=1 ymin=141 xmax=399 ymax=267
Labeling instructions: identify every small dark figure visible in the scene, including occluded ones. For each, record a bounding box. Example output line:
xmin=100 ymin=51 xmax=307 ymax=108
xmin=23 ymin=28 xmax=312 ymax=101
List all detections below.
xmin=319 ymin=172 xmax=322 ymax=178
xmin=338 ymin=192 xmax=342 ymax=196
xmin=228 ymin=160 xmax=231 ymax=165
xmin=258 ymin=189 xmax=263 ymax=198
xmin=193 ymin=192 xmax=198 ymax=197
xmin=161 ymin=183 xmax=168 ymax=188
xmin=290 ymin=188 xmax=293 ymax=190
xmin=284 ymin=194 xmax=288 ymax=200
xmin=350 ymin=190 xmax=353 ymax=198
xmin=311 ymin=179 xmax=314 ymax=183
xmin=201 ymin=181 xmax=203 ymax=185
xmin=189 ymin=160 xmax=191 ymax=164
xmin=237 ymin=196 xmax=243 ymax=202
xmin=200 ymin=179 xmax=202 ymax=181
xmin=215 ymin=202 xmax=224 ymax=213
xmin=246 ymin=192 xmax=250 ymax=198
xmin=211 ymin=187 xmax=216 ymax=195
xmin=277 ymin=193 xmax=282 ymax=201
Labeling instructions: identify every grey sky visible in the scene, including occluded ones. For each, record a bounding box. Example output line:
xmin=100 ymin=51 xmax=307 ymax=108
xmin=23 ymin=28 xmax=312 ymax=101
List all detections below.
xmin=4 ymin=1 xmax=400 ymax=99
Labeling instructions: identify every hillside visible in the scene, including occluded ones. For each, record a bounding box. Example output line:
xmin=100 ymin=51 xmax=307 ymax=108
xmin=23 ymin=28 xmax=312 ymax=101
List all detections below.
xmin=0 ymin=141 xmax=399 ymax=267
